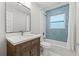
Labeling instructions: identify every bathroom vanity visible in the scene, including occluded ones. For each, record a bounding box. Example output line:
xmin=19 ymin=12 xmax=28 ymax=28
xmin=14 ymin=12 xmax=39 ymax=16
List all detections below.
xmin=6 ymin=33 xmax=41 ymax=56
xmin=6 ymin=2 xmax=41 ymax=56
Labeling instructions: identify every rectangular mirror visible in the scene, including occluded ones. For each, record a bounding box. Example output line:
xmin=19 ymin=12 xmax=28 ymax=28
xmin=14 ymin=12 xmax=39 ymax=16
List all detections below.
xmin=6 ymin=2 xmax=31 ymax=32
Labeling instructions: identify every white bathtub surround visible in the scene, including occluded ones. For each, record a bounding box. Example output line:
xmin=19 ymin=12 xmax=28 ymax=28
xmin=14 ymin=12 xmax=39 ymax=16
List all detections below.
xmin=42 ymin=45 xmax=76 ymax=56
xmin=67 ymin=3 xmax=76 ymax=51
xmin=6 ymin=32 xmax=41 ymax=46
xmin=45 ymin=39 xmax=67 ymax=47
xmin=41 ymin=39 xmax=76 ymax=56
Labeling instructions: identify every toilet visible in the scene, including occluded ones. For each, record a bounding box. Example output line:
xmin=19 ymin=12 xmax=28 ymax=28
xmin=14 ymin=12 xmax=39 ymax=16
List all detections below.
xmin=40 ymin=41 xmax=52 ymax=56
xmin=41 ymin=41 xmax=52 ymax=48
xmin=40 ymin=41 xmax=62 ymax=56
xmin=40 ymin=36 xmax=54 ymax=55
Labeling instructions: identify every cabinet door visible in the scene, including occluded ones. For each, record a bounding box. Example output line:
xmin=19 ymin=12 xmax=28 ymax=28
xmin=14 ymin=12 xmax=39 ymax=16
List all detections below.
xmin=20 ymin=40 xmax=31 ymax=56
xmin=31 ymin=44 xmax=38 ymax=56
xmin=21 ymin=46 xmax=31 ymax=56
xmin=31 ymin=39 xmax=40 ymax=56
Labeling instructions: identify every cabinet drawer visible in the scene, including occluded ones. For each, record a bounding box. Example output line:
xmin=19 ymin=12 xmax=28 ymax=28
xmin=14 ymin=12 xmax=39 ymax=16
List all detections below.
xmin=21 ymin=41 xmax=31 ymax=48
xmin=32 ymin=38 xmax=39 ymax=44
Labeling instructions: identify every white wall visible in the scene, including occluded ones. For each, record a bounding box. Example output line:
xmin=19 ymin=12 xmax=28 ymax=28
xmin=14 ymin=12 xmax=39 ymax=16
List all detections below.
xmin=0 ymin=2 xmax=6 ymax=56
xmin=31 ymin=3 xmax=46 ymax=41
xmin=31 ymin=3 xmax=45 ymax=38
xmin=31 ymin=2 xmax=41 ymax=34
xmin=31 ymin=3 xmax=44 ymax=34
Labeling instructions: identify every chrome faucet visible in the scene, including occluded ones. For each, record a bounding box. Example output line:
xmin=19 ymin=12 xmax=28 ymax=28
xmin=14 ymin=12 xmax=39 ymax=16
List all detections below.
xmin=19 ymin=31 xmax=24 ymax=36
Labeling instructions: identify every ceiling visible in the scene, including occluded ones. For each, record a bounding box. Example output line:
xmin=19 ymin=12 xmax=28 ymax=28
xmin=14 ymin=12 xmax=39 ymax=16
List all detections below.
xmin=36 ymin=2 xmax=68 ymax=11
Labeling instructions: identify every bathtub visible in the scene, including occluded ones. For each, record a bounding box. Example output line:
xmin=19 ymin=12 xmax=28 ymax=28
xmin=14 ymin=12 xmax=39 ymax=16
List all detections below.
xmin=41 ymin=39 xmax=76 ymax=56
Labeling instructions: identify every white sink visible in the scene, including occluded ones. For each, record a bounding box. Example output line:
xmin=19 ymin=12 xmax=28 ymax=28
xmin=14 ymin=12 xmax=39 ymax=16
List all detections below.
xmin=6 ymin=32 xmax=41 ymax=45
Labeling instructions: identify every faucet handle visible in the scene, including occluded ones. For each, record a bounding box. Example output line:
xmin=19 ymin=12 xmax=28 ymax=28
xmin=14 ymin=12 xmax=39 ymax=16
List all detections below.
xmin=19 ymin=31 xmax=23 ymax=33
xmin=19 ymin=31 xmax=24 ymax=36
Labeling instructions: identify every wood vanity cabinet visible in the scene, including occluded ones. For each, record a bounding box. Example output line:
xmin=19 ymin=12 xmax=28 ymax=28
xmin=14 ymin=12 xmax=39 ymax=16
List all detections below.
xmin=7 ymin=37 xmax=40 ymax=56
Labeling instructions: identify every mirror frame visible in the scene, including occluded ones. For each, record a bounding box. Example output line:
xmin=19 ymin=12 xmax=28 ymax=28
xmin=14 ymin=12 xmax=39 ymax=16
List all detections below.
xmin=5 ymin=2 xmax=31 ymax=33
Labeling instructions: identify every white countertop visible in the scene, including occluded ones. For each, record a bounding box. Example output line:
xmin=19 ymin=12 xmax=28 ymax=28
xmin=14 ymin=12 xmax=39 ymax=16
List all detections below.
xmin=6 ymin=32 xmax=41 ymax=46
